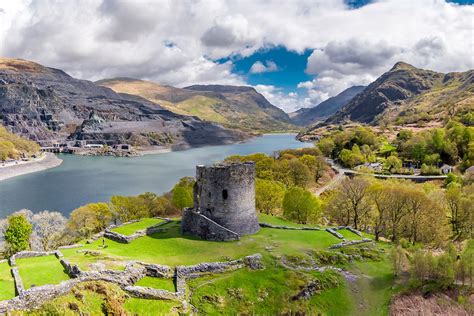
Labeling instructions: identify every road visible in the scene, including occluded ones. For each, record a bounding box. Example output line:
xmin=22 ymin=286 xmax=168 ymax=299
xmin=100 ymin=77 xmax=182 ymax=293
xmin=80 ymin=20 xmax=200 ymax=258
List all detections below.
xmin=314 ymin=159 xmax=447 ymax=196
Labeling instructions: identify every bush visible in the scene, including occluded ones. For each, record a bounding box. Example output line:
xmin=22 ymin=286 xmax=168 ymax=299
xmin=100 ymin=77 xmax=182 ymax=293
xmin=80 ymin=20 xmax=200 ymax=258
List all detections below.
xmin=420 ymin=164 xmax=441 ymax=175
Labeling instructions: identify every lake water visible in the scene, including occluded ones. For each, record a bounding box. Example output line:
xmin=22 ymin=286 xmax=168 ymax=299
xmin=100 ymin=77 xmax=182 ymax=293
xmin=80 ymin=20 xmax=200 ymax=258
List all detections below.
xmin=0 ymin=134 xmax=311 ymax=218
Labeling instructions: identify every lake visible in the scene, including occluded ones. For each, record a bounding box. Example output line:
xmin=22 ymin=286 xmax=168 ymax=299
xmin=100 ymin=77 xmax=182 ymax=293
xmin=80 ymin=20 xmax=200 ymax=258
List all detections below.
xmin=0 ymin=134 xmax=312 ymax=218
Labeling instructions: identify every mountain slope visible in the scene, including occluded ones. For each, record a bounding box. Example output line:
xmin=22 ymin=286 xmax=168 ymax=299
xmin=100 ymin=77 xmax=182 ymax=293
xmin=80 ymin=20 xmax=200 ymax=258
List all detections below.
xmin=325 ymin=62 xmax=474 ymax=125
xmin=0 ymin=125 xmax=39 ymax=160
xmin=0 ymin=58 xmax=245 ymax=148
xmin=97 ymin=78 xmax=294 ymax=133
xmin=291 ymin=85 xmax=366 ymax=126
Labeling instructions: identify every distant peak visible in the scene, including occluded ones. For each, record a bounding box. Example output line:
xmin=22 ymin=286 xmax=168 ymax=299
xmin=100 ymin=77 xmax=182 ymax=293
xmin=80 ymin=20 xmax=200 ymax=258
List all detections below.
xmin=0 ymin=57 xmax=48 ymax=73
xmin=390 ymin=61 xmax=416 ymax=71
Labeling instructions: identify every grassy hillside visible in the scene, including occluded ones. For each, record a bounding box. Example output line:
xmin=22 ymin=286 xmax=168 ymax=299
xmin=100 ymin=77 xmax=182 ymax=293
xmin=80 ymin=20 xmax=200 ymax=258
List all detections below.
xmin=4 ymin=215 xmax=395 ymax=315
xmin=97 ymin=78 xmax=296 ymax=133
xmin=0 ymin=125 xmax=40 ymax=161
xmin=325 ymin=62 xmax=474 ymax=126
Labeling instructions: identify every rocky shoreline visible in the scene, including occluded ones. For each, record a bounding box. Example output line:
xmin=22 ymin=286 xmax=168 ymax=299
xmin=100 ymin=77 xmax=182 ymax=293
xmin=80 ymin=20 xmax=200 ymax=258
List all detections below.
xmin=0 ymin=153 xmax=63 ymax=181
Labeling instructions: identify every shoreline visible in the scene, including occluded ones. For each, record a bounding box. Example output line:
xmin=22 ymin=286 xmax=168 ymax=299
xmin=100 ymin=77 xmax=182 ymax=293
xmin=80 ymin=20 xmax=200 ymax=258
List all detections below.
xmin=0 ymin=153 xmax=63 ymax=181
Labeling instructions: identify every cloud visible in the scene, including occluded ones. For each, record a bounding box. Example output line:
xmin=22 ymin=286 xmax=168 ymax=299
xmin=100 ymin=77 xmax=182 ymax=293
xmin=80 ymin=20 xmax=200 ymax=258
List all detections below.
xmin=0 ymin=0 xmax=472 ymax=110
xmin=255 ymin=84 xmax=322 ymax=113
xmin=249 ymin=60 xmax=279 ymax=73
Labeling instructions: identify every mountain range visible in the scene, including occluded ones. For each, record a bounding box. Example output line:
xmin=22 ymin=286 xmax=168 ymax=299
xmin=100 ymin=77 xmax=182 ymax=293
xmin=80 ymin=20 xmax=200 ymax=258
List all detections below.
xmin=290 ymin=85 xmax=366 ymax=126
xmin=96 ymin=78 xmax=294 ymax=133
xmin=299 ymin=62 xmax=473 ymax=139
xmin=0 ymin=58 xmax=246 ymax=148
xmin=325 ymin=62 xmax=473 ymax=125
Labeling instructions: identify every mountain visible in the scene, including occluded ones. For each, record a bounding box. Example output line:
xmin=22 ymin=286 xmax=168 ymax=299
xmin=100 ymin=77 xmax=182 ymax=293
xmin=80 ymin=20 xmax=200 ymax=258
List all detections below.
xmin=325 ymin=62 xmax=474 ymax=125
xmin=0 ymin=58 xmax=246 ymax=148
xmin=97 ymin=78 xmax=294 ymax=133
xmin=290 ymin=85 xmax=366 ymax=126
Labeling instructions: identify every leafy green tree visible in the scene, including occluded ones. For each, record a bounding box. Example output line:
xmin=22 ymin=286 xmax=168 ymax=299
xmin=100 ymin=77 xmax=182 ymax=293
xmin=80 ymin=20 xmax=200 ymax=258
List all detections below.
xmin=255 ymin=179 xmax=285 ymax=215
xmin=287 ymin=159 xmax=312 ymax=187
xmin=299 ymin=154 xmax=327 ymax=183
xmin=384 ymin=155 xmax=402 ymax=172
xmin=317 ymin=138 xmax=335 ymax=157
xmin=171 ymin=186 xmax=193 ymax=210
xmin=283 ymin=187 xmax=321 ymax=224
xmin=4 ymin=214 xmax=33 ymax=256
xmin=67 ymin=202 xmax=112 ymax=238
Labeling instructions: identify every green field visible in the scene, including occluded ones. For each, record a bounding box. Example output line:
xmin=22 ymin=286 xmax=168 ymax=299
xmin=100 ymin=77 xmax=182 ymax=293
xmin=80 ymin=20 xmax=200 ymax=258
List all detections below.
xmin=16 ymin=255 xmax=70 ymax=289
xmin=0 ymin=261 xmax=15 ymax=301
xmin=111 ymin=218 xmax=164 ymax=236
xmin=62 ymin=220 xmax=351 ymax=268
xmin=134 ymin=276 xmax=176 ymax=292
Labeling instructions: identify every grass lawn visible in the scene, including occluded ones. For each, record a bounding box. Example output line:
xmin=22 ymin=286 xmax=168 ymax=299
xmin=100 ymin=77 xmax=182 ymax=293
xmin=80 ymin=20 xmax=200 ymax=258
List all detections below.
xmin=349 ymin=259 xmax=396 ymax=316
xmin=0 ymin=261 xmax=15 ymax=301
xmin=134 ymin=276 xmax=176 ymax=292
xmin=338 ymin=228 xmax=364 ymax=240
xmin=16 ymin=255 xmax=70 ymax=289
xmin=124 ymin=298 xmax=181 ymax=315
xmin=63 ymin=220 xmax=342 ymax=267
xmin=111 ymin=218 xmax=164 ymax=236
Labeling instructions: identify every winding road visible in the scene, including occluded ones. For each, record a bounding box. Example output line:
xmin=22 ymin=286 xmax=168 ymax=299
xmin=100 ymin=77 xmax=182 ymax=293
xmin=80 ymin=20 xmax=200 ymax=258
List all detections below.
xmin=314 ymin=159 xmax=447 ymax=196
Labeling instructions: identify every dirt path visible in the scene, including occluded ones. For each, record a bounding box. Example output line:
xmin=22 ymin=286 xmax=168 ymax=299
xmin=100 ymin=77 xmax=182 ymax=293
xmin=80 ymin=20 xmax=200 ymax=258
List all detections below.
xmin=0 ymin=153 xmax=63 ymax=181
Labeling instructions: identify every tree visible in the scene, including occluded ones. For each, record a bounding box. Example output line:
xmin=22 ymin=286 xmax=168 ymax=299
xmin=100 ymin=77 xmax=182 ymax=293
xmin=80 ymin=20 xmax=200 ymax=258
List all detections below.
xmin=299 ymin=154 xmax=327 ymax=183
xmin=171 ymin=186 xmax=193 ymax=210
xmin=4 ymin=214 xmax=32 ymax=256
xmin=111 ymin=196 xmax=149 ymax=222
xmin=317 ymin=138 xmax=335 ymax=157
xmin=287 ymin=159 xmax=312 ymax=187
xmin=384 ymin=155 xmax=402 ymax=172
xmin=326 ymin=177 xmax=371 ymax=230
xmin=31 ymin=211 xmax=67 ymax=251
xmin=283 ymin=187 xmax=321 ymax=224
xmin=255 ymin=179 xmax=285 ymax=215
xmin=67 ymin=203 xmax=112 ymax=238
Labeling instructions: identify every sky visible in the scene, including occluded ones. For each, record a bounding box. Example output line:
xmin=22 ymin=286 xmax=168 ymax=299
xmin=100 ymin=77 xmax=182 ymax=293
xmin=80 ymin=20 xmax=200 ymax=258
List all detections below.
xmin=0 ymin=0 xmax=473 ymax=113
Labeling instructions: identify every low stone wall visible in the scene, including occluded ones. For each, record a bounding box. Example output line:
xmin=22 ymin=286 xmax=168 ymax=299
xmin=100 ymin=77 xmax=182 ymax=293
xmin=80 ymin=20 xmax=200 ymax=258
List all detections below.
xmin=177 ymin=253 xmax=263 ymax=279
xmin=58 ymin=244 xmax=83 ymax=250
xmin=124 ymin=286 xmax=177 ymax=300
xmin=325 ymin=228 xmax=344 ymax=239
xmin=143 ymin=263 xmax=174 ymax=278
xmin=329 ymin=238 xmax=373 ymax=249
xmin=104 ymin=219 xmax=172 ymax=244
xmin=9 ymin=250 xmax=58 ymax=266
xmin=11 ymin=267 xmax=24 ymax=295
xmin=181 ymin=208 xmax=240 ymax=241
xmin=60 ymin=259 xmax=82 ymax=278
xmin=259 ymin=222 xmax=321 ymax=230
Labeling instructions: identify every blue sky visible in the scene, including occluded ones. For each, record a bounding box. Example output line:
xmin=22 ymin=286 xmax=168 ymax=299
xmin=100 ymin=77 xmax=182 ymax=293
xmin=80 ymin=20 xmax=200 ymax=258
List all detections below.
xmin=221 ymin=47 xmax=312 ymax=94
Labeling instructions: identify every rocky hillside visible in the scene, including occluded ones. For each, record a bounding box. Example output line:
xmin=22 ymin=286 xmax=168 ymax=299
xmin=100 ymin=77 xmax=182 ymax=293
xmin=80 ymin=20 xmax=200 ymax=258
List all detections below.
xmin=97 ymin=78 xmax=294 ymax=133
xmin=0 ymin=58 xmax=246 ymax=148
xmin=0 ymin=125 xmax=39 ymax=160
xmin=324 ymin=62 xmax=473 ymax=125
xmin=291 ymin=85 xmax=366 ymax=126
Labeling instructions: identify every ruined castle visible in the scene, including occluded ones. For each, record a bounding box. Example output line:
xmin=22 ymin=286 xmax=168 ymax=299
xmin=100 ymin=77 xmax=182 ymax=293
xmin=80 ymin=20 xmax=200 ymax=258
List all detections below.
xmin=180 ymin=162 xmax=260 ymax=241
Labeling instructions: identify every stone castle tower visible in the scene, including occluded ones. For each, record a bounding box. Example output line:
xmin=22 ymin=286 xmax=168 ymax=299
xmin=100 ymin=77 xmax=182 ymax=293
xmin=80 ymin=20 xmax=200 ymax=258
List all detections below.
xmin=181 ymin=162 xmax=260 ymax=241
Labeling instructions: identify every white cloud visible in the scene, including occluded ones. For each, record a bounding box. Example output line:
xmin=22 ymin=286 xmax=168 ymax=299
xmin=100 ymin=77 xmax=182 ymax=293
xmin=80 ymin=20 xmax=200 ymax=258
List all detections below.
xmin=0 ymin=0 xmax=472 ymax=110
xmin=249 ymin=60 xmax=279 ymax=73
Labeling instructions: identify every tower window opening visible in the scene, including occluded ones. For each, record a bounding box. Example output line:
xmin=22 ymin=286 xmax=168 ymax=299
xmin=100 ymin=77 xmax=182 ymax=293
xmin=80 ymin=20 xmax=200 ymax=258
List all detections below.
xmin=222 ymin=189 xmax=228 ymax=200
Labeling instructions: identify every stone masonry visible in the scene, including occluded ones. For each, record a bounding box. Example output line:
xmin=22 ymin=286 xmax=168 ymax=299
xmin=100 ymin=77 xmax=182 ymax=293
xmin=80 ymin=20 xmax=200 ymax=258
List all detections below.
xmin=181 ymin=162 xmax=260 ymax=241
